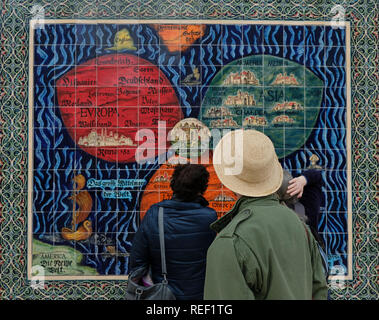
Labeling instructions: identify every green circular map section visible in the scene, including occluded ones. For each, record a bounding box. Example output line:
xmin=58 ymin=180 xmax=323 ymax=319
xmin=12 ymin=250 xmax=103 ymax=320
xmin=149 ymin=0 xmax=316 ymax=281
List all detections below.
xmin=200 ymin=55 xmax=323 ymax=158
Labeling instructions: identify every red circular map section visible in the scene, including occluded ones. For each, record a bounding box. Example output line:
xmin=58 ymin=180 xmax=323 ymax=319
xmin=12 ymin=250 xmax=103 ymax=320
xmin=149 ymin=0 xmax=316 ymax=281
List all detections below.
xmin=56 ymin=54 xmax=183 ymax=163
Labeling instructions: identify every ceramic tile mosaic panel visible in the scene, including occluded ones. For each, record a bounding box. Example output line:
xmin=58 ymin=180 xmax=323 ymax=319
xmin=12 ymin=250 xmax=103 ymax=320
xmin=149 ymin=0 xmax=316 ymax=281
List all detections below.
xmin=27 ymin=20 xmax=352 ymax=280
xmin=0 ymin=0 xmax=378 ymax=300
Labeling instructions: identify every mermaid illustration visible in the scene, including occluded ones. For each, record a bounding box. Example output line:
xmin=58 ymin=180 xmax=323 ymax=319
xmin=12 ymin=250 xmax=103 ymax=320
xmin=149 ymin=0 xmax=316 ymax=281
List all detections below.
xmin=61 ymin=174 xmax=93 ymax=241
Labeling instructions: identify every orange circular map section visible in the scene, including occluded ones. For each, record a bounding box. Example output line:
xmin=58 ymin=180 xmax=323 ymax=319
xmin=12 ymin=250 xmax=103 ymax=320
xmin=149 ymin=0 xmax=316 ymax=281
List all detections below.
xmin=140 ymin=153 xmax=237 ymax=220
xmin=56 ymin=54 xmax=183 ymax=163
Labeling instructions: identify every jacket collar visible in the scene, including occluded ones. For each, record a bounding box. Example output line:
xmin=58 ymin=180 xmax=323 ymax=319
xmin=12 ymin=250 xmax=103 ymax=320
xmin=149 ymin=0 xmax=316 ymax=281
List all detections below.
xmin=169 ymin=194 xmax=209 ymax=207
xmin=210 ymin=194 xmax=279 ymax=233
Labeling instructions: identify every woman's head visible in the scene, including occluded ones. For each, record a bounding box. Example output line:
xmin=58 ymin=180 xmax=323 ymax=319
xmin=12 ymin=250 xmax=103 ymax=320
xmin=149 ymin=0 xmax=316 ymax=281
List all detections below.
xmin=170 ymin=163 xmax=210 ymax=202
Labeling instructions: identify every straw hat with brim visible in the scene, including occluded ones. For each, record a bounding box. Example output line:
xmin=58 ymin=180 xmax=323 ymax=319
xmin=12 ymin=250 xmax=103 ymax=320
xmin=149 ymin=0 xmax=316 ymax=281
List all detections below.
xmin=213 ymin=129 xmax=283 ymax=197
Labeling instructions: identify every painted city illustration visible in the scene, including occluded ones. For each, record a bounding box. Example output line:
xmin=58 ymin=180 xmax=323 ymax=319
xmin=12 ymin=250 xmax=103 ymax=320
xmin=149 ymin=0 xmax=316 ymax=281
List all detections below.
xmin=30 ymin=23 xmax=349 ymax=278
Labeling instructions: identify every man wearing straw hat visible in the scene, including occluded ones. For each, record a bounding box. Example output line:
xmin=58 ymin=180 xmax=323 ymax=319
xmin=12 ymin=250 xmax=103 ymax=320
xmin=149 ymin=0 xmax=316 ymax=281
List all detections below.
xmin=204 ymin=129 xmax=327 ymax=300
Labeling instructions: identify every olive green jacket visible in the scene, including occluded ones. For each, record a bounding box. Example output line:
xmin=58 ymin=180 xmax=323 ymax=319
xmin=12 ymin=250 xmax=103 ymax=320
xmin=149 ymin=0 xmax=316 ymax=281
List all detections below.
xmin=204 ymin=195 xmax=328 ymax=300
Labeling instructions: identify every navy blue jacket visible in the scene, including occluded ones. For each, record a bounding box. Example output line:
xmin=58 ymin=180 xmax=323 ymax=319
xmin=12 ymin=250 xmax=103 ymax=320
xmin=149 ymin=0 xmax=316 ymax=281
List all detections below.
xmin=129 ymin=196 xmax=217 ymax=300
xmin=297 ymin=169 xmax=323 ymax=231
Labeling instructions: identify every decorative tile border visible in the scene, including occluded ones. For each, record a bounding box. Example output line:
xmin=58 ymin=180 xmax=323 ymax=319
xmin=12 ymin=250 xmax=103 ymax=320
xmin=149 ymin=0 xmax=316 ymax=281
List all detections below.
xmin=0 ymin=0 xmax=378 ymax=299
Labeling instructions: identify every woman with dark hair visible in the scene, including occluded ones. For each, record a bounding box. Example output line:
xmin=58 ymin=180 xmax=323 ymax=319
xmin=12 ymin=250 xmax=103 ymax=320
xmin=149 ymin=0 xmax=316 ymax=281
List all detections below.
xmin=129 ymin=163 xmax=217 ymax=300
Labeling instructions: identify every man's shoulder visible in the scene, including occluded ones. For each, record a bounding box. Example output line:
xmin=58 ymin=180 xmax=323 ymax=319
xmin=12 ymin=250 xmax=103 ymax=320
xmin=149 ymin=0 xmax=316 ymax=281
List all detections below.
xmin=213 ymin=196 xmax=300 ymax=237
xmin=216 ymin=208 xmax=253 ymax=238
xmin=240 ymin=200 xmax=296 ymax=221
xmin=232 ymin=202 xmax=301 ymax=238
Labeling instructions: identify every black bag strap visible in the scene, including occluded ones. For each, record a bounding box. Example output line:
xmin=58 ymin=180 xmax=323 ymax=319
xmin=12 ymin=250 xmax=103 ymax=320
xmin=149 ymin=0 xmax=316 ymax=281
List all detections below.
xmin=158 ymin=207 xmax=168 ymax=282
